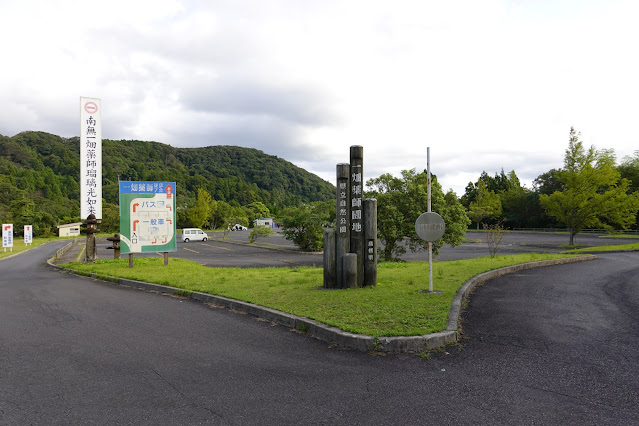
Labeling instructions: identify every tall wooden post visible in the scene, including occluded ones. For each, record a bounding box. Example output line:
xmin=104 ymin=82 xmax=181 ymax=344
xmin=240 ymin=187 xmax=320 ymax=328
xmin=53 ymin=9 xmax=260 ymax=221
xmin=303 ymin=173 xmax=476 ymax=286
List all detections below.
xmin=335 ymin=163 xmax=350 ymax=288
xmin=349 ymin=146 xmax=364 ymax=287
xmin=342 ymin=253 xmax=358 ymax=289
xmin=364 ymin=198 xmax=377 ymax=287
xmin=323 ymin=228 xmax=336 ymax=288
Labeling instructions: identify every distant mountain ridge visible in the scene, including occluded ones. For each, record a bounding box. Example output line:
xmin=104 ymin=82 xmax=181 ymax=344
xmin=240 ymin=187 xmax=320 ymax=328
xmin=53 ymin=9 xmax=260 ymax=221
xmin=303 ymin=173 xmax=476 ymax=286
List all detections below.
xmin=0 ymin=131 xmax=335 ymax=226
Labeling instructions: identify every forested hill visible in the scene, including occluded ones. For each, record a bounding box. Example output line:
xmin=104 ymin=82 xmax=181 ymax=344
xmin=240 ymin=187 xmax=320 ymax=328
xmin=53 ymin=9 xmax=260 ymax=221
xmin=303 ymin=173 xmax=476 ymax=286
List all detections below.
xmin=0 ymin=131 xmax=335 ymax=226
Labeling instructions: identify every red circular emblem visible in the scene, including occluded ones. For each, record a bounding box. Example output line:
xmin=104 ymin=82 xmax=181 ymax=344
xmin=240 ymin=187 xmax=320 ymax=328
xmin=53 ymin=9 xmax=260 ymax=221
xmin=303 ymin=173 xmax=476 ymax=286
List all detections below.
xmin=84 ymin=101 xmax=98 ymax=114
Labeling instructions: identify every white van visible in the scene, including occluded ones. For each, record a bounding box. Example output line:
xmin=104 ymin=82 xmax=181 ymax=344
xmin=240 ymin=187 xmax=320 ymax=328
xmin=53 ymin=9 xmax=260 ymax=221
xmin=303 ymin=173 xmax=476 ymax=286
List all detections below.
xmin=182 ymin=228 xmax=208 ymax=242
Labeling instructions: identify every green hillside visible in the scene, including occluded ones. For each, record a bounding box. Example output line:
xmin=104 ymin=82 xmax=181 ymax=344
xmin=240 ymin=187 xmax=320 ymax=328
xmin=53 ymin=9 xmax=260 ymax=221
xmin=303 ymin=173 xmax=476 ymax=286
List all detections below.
xmin=0 ymin=131 xmax=334 ymax=233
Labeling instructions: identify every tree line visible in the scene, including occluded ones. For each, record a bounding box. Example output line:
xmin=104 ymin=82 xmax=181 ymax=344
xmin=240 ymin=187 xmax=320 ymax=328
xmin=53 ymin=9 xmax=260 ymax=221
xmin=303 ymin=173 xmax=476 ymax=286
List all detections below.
xmin=0 ymin=131 xmax=334 ymax=235
xmin=276 ymin=127 xmax=639 ymax=257
xmin=461 ymin=127 xmax=639 ymax=244
xmin=2 ymin=127 xmax=637 ymax=256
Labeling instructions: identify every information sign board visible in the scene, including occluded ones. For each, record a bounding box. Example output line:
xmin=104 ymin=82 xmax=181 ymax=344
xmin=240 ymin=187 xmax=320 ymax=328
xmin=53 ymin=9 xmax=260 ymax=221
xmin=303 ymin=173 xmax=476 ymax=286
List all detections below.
xmin=24 ymin=225 xmax=33 ymax=244
xmin=80 ymin=96 xmax=102 ymax=219
xmin=2 ymin=224 xmax=13 ymax=249
xmin=119 ymin=181 xmax=176 ymax=254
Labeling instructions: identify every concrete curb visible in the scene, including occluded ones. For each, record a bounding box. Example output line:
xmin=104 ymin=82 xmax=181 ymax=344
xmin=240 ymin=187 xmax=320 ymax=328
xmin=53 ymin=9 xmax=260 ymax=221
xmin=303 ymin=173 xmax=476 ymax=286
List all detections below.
xmin=46 ymin=255 xmax=597 ymax=353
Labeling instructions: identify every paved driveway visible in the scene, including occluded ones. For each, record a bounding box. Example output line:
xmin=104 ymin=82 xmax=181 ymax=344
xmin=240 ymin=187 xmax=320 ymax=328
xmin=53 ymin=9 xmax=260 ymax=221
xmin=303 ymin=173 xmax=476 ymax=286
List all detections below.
xmin=2 ymin=241 xmax=638 ymax=424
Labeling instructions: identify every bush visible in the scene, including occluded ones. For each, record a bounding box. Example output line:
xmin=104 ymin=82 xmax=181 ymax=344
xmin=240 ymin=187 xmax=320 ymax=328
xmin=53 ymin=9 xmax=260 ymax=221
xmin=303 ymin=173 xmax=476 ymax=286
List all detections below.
xmin=248 ymin=226 xmax=274 ymax=243
xmin=483 ymin=222 xmax=506 ymax=257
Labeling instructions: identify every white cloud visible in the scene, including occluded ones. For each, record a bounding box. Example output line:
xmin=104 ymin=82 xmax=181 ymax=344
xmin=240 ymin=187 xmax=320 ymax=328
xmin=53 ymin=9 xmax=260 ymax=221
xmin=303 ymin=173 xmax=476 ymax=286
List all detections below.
xmin=1 ymin=0 xmax=638 ymax=196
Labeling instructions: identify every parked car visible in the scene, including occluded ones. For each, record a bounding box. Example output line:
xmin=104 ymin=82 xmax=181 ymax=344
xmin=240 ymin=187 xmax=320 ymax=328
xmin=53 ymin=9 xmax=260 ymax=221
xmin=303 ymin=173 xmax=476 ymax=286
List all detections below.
xmin=182 ymin=228 xmax=208 ymax=242
xmin=230 ymin=224 xmax=247 ymax=231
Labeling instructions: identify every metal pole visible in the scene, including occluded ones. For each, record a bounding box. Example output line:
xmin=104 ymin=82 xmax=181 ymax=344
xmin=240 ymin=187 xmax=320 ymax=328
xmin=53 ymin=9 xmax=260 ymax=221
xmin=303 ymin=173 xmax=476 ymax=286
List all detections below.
xmin=427 ymin=147 xmax=433 ymax=292
xmin=427 ymin=147 xmax=431 ymax=213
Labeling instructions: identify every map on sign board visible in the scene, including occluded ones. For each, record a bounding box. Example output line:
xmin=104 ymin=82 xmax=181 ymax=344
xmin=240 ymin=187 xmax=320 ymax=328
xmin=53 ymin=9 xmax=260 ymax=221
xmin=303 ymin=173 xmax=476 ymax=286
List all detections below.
xmin=119 ymin=182 xmax=177 ymax=254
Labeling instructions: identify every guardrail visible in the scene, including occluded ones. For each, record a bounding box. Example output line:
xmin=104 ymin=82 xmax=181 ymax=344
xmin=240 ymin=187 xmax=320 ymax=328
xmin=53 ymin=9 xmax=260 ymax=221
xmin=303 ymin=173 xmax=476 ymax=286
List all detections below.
xmin=511 ymin=228 xmax=639 ymax=235
xmin=54 ymin=240 xmax=75 ymax=260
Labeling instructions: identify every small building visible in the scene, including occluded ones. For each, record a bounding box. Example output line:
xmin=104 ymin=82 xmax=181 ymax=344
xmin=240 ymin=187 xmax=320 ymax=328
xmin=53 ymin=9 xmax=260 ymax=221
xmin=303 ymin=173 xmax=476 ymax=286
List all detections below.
xmin=58 ymin=222 xmax=82 ymax=237
xmin=253 ymin=217 xmax=275 ymax=228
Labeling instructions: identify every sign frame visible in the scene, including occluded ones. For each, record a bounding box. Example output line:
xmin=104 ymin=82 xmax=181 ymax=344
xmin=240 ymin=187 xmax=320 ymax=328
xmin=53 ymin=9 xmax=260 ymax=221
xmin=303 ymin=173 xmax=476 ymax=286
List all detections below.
xmin=119 ymin=181 xmax=177 ymax=254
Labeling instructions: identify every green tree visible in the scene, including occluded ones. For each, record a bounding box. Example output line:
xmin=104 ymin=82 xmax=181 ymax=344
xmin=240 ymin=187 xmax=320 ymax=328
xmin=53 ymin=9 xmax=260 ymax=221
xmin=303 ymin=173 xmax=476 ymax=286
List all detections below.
xmin=539 ymin=128 xmax=639 ymax=245
xmin=280 ymin=203 xmax=330 ymax=251
xmin=211 ymin=200 xmax=233 ymax=230
xmin=618 ymin=151 xmax=639 ymax=192
xmin=9 ymin=196 xmax=35 ymax=230
xmin=367 ymin=169 xmax=469 ymax=262
xmin=244 ymin=201 xmax=271 ymax=227
xmin=533 ymin=169 xmax=564 ymax=195
xmin=618 ymin=151 xmax=639 ymax=229
xmin=100 ymin=202 xmax=121 ymax=234
xmin=187 ymin=187 xmax=213 ymax=229
xmin=461 ymin=169 xmax=512 ymax=207
xmin=467 ymin=180 xmax=502 ymax=229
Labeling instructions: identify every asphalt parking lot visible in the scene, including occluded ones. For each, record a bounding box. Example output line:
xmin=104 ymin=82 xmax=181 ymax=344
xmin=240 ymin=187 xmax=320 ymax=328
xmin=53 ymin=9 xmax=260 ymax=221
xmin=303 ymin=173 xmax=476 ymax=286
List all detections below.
xmin=12 ymin=233 xmax=639 ymax=424
xmin=87 ymin=229 xmax=639 ymax=267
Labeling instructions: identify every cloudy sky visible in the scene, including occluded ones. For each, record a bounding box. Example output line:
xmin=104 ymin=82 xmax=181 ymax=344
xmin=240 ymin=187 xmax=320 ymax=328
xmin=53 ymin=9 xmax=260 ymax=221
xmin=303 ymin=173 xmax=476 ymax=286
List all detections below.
xmin=1 ymin=0 xmax=638 ymax=195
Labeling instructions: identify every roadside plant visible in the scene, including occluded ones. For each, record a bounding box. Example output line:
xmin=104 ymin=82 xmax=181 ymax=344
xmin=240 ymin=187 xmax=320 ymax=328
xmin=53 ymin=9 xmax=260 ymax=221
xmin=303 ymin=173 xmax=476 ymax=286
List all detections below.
xmin=483 ymin=222 xmax=506 ymax=258
xmin=249 ymin=225 xmax=274 ymax=244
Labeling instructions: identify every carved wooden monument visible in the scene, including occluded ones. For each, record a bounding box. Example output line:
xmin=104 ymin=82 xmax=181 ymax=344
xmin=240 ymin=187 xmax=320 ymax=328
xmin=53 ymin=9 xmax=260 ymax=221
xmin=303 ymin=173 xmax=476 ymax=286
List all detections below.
xmin=323 ymin=146 xmax=377 ymax=288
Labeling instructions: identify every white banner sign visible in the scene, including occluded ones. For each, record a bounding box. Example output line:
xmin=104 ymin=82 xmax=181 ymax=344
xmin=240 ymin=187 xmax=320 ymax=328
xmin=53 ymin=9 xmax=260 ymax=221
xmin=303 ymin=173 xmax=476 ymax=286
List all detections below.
xmin=24 ymin=225 xmax=33 ymax=244
xmin=80 ymin=97 xmax=102 ymax=219
xmin=2 ymin=224 xmax=13 ymax=248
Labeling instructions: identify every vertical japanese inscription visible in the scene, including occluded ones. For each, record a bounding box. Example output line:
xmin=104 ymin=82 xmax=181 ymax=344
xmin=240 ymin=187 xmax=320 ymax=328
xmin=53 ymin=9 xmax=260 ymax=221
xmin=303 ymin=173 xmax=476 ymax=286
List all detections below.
xmin=80 ymin=97 xmax=102 ymax=219
xmin=335 ymin=163 xmax=350 ymax=288
xmin=350 ymin=145 xmax=365 ymax=287
xmin=337 ymin=178 xmax=349 ymax=236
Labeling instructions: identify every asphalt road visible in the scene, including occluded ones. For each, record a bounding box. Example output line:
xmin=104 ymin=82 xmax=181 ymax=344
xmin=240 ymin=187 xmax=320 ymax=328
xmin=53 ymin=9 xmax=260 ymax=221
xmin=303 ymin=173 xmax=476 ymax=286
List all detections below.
xmin=2 ymin=241 xmax=638 ymax=424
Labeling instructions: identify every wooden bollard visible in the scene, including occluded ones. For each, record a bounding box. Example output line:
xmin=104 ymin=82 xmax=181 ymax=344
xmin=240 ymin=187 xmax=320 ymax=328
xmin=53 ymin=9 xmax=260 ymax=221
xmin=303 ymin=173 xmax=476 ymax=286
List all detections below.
xmin=364 ymin=198 xmax=377 ymax=287
xmin=323 ymin=229 xmax=336 ymax=288
xmin=343 ymin=253 xmax=358 ymax=289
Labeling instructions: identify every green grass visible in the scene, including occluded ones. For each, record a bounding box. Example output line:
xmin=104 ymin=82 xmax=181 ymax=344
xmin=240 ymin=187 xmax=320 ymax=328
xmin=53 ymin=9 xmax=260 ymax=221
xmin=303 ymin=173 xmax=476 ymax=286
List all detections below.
xmin=0 ymin=237 xmax=59 ymax=259
xmin=62 ymin=253 xmax=582 ymax=337
xmin=562 ymin=242 xmax=639 ymax=253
